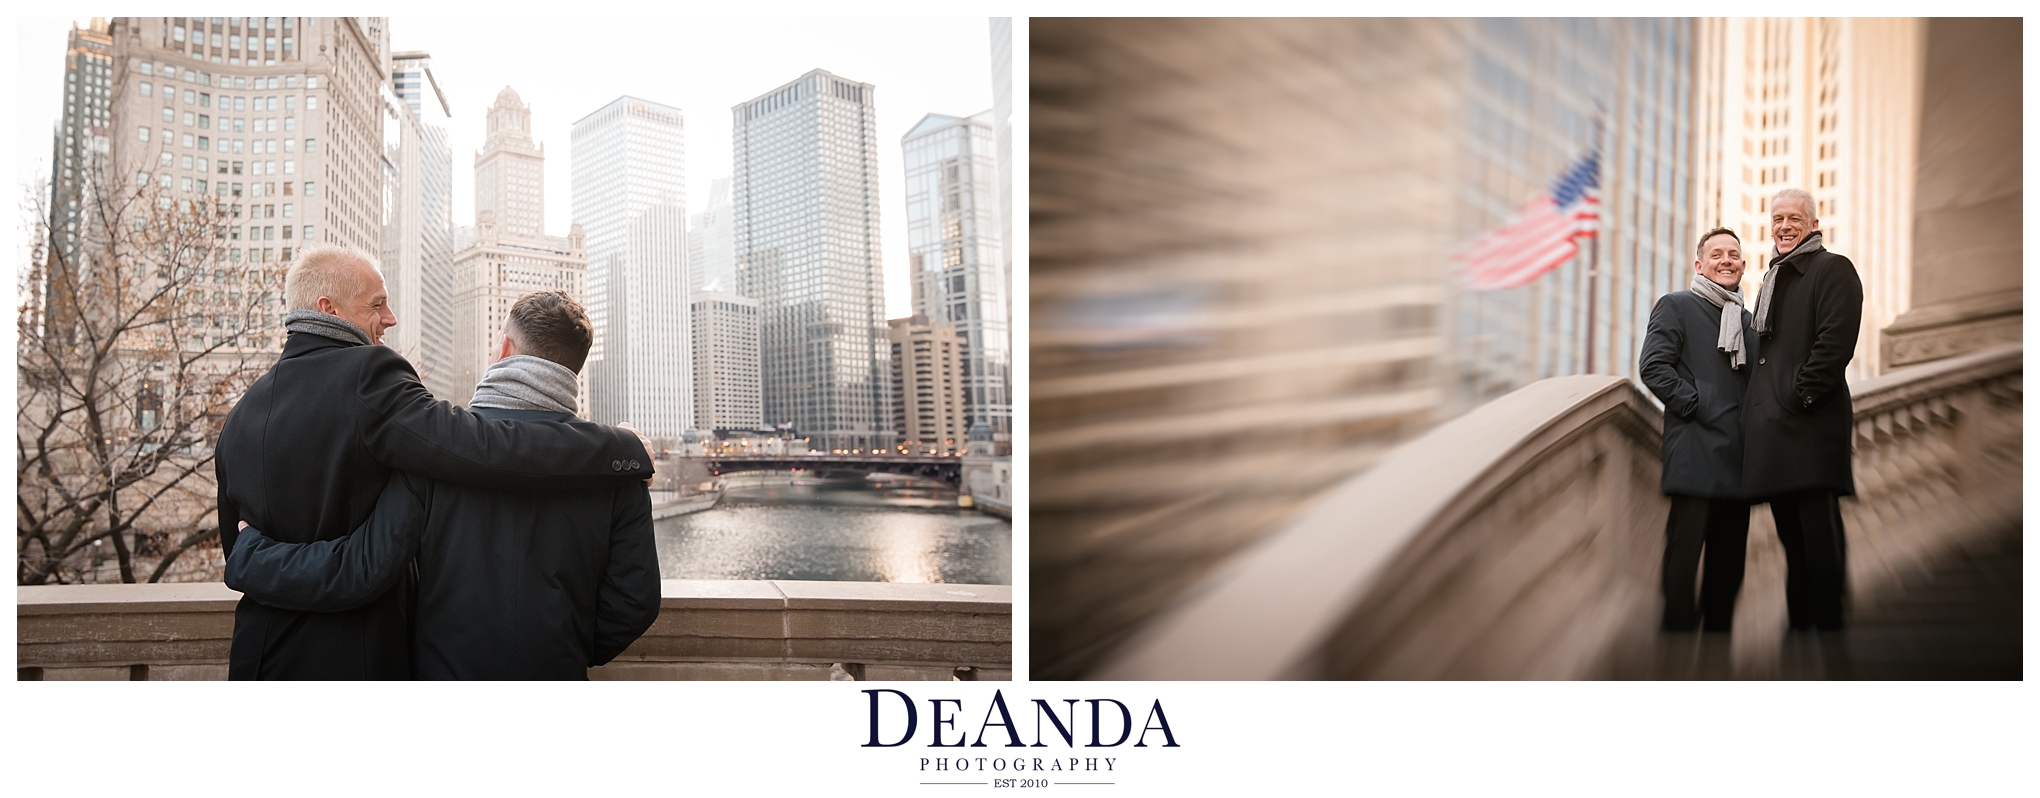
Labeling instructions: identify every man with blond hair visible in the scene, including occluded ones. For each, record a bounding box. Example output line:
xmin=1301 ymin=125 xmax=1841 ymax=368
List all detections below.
xmin=216 ymin=245 xmax=655 ymax=680
xmin=1742 ymin=188 xmax=1863 ymax=632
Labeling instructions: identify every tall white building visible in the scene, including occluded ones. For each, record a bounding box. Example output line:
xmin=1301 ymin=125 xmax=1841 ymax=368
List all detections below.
xmin=1693 ymin=18 xmax=1922 ymax=380
xmin=108 ymin=17 xmax=389 ymax=265
xmin=691 ymin=290 xmax=762 ymax=431
xmin=451 ymin=87 xmax=589 ymax=407
xmin=733 ymin=69 xmax=893 ymax=453
xmin=902 ymin=111 xmax=1010 ymax=435
xmin=688 ymin=177 xmax=736 ymax=294
xmin=381 ymin=50 xmax=458 ymax=402
xmin=571 ymin=95 xmax=692 ymax=440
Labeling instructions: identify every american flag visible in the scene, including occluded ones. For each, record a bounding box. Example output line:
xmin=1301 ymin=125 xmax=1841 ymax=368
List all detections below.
xmin=1453 ymin=148 xmax=1601 ymax=291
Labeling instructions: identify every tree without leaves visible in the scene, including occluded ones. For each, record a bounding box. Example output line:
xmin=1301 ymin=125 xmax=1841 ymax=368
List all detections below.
xmin=19 ymin=156 xmax=289 ymax=585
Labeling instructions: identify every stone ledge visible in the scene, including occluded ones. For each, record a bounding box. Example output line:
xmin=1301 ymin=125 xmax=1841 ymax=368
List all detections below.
xmin=17 ymin=579 xmax=1012 ymax=679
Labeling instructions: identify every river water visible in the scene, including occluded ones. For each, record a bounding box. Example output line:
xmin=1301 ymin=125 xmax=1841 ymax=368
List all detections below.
xmin=651 ymin=474 xmax=1011 ymax=585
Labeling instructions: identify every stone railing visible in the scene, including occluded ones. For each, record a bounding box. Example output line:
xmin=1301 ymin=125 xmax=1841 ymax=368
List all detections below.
xmin=18 ymin=580 xmax=1010 ymax=681
xmin=1095 ymin=344 xmax=2021 ymax=679
xmin=1831 ymin=344 xmax=2021 ymax=595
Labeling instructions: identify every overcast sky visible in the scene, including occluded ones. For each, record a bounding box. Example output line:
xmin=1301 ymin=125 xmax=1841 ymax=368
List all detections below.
xmin=13 ymin=16 xmax=1001 ymax=317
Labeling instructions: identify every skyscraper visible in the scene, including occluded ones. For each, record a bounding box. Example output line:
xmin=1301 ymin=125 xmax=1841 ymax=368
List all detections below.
xmin=902 ymin=111 xmax=1010 ymax=435
xmin=106 ymin=17 xmax=389 ymax=262
xmin=733 ymin=69 xmax=893 ymax=454
xmin=571 ymin=95 xmax=692 ymax=440
xmin=688 ymin=177 xmax=736 ymax=294
xmin=452 ymin=87 xmax=589 ymax=408
xmin=46 ymin=17 xmax=114 ymax=296
xmin=1692 ymin=18 xmax=1922 ymax=380
xmin=691 ymin=290 xmax=762 ymax=432
xmin=381 ymin=50 xmax=458 ymax=402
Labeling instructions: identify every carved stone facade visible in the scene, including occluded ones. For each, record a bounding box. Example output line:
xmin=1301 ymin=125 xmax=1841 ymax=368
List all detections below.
xmin=1880 ymin=19 xmax=2022 ymax=372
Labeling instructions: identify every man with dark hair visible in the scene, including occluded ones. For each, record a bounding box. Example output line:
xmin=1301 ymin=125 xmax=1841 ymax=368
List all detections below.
xmin=1743 ymin=188 xmax=1862 ymax=631
xmin=219 ymin=249 xmax=654 ymax=680
xmin=1639 ymin=227 xmax=1758 ymax=631
xmin=227 ymin=290 xmax=662 ymax=679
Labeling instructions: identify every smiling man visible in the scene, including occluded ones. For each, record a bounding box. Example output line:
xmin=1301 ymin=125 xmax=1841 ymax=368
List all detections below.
xmin=1640 ymin=227 xmax=1759 ymax=632
xmin=216 ymin=246 xmax=656 ymax=679
xmin=1741 ymin=189 xmax=1863 ymax=632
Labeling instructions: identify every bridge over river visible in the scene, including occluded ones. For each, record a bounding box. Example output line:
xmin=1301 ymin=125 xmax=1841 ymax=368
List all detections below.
xmin=698 ymin=454 xmax=963 ymax=485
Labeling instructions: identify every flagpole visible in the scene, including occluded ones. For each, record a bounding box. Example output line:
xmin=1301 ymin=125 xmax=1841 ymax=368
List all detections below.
xmin=1582 ymin=110 xmax=1606 ymax=375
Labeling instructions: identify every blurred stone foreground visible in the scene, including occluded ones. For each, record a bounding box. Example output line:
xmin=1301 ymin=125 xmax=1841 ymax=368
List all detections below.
xmin=1032 ymin=18 xmax=2019 ymax=679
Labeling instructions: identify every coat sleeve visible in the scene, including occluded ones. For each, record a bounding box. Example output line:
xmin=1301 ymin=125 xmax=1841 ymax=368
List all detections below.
xmin=223 ymin=471 xmax=431 ymax=613
xmin=216 ymin=457 xmax=240 ymax=559
xmin=1794 ymin=255 xmax=1864 ymax=410
xmin=589 ymin=484 xmax=662 ymax=667
xmin=354 ymin=347 xmax=654 ymax=490
xmin=1639 ymin=296 xmax=1699 ymax=418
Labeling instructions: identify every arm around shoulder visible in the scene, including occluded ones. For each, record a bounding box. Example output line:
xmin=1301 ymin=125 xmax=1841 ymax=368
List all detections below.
xmin=355 ymin=347 xmax=653 ymax=489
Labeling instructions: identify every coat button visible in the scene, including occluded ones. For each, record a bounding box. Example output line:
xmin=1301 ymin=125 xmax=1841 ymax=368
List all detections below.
xmin=630 ymin=460 xmax=641 ymax=470
xmin=1759 ymin=357 xmax=1766 ymax=365
xmin=611 ymin=460 xmax=622 ymax=471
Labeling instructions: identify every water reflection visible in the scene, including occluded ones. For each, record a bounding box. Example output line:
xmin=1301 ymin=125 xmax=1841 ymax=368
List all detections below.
xmin=652 ymin=474 xmax=1011 ymax=585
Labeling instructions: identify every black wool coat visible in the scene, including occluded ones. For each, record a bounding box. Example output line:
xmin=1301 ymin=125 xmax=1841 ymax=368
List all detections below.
xmin=225 ymin=408 xmax=662 ymax=680
xmin=216 ymin=331 xmax=655 ymax=680
xmin=1639 ymin=289 xmax=1759 ymax=500
xmin=1741 ymin=233 xmax=1862 ymax=499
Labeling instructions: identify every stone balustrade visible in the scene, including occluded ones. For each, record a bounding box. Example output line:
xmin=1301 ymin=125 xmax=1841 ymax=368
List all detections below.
xmin=1096 ymin=344 xmax=2021 ymax=679
xmin=18 ymin=580 xmax=1010 ymax=681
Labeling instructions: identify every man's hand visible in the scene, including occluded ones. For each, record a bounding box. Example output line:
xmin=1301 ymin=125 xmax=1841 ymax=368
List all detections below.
xmin=619 ymin=421 xmax=655 ymax=488
xmin=238 ymin=521 xmax=249 ymax=531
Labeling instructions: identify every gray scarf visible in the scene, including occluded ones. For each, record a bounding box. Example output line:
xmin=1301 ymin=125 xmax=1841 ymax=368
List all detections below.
xmin=1754 ymin=230 xmax=1823 ymax=335
xmin=1687 ymin=275 xmax=1747 ymax=370
xmin=469 ymin=355 xmax=579 ymax=415
xmin=284 ymin=308 xmax=373 ymax=347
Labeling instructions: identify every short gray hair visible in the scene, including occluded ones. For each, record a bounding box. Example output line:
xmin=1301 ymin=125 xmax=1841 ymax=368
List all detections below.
xmin=285 ymin=245 xmax=374 ymax=311
xmin=1771 ymin=188 xmax=1817 ymax=221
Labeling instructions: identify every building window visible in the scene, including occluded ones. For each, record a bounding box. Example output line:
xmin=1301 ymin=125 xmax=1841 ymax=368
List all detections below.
xmin=306 ymin=96 xmax=317 ymax=110
xmin=141 ymin=81 xmax=153 ymax=97
xmin=304 ymin=138 xmax=316 ymax=153
xmin=139 ymin=127 xmax=150 ymax=142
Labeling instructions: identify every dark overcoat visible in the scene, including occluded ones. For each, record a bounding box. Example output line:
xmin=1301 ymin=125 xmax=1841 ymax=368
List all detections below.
xmin=1741 ymin=232 xmax=1862 ymax=498
xmin=216 ymin=331 xmax=655 ymax=680
xmin=225 ymin=407 xmax=662 ymax=680
xmin=1639 ymin=289 xmax=1759 ymax=500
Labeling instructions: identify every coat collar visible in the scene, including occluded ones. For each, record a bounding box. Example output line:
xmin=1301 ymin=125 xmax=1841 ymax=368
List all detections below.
xmin=280 ymin=329 xmax=364 ymax=360
xmin=1772 ymin=230 xmax=1826 ymax=274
